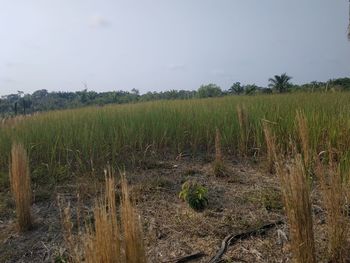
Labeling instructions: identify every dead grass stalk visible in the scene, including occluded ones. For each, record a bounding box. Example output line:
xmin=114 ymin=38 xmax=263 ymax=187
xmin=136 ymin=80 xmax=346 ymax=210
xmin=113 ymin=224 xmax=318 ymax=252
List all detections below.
xmin=275 ymin=155 xmax=316 ymax=263
xmin=315 ymin=152 xmax=350 ymax=262
xmin=10 ymin=143 xmax=32 ymax=232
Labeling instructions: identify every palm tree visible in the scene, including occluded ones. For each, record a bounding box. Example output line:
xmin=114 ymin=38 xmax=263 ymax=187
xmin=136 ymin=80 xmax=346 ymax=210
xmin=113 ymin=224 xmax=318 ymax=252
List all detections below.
xmin=268 ymin=73 xmax=292 ymax=93
xmin=229 ymin=82 xmax=244 ymax=95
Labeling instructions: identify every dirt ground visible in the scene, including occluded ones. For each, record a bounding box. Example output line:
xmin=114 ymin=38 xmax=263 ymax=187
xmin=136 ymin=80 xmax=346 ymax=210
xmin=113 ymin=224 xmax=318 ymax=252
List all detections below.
xmin=0 ymin=157 xmax=330 ymax=262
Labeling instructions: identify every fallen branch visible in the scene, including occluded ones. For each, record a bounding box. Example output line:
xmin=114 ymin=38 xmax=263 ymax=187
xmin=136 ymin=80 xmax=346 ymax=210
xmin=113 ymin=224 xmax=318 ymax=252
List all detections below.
xmin=208 ymin=220 xmax=284 ymax=263
xmin=163 ymin=252 xmax=206 ymax=263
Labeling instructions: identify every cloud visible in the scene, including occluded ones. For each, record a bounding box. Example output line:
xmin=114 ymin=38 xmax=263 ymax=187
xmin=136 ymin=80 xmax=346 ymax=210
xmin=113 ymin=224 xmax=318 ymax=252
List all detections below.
xmin=21 ymin=41 xmax=41 ymax=50
xmin=1 ymin=77 xmax=15 ymax=83
xmin=210 ymin=69 xmax=226 ymax=76
xmin=167 ymin=64 xmax=186 ymax=71
xmin=89 ymin=15 xmax=111 ymax=28
xmin=210 ymin=69 xmax=236 ymax=80
xmin=5 ymin=61 xmax=25 ymax=68
xmin=5 ymin=62 xmax=15 ymax=68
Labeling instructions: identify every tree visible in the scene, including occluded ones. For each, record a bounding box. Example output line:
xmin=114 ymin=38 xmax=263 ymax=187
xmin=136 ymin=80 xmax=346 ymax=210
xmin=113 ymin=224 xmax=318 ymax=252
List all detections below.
xmin=268 ymin=73 xmax=292 ymax=93
xmin=197 ymin=84 xmax=222 ymax=98
xmin=32 ymin=89 xmax=48 ymax=100
xmin=261 ymin=88 xmax=273 ymax=94
xmin=78 ymin=89 xmax=89 ymax=103
xmin=244 ymin=84 xmax=258 ymax=95
xmin=229 ymin=82 xmax=244 ymax=95
xmin=131 ymin=88 xmax=140 ymax=96
xmin=329 ymin=77 xmax=350 ymax=90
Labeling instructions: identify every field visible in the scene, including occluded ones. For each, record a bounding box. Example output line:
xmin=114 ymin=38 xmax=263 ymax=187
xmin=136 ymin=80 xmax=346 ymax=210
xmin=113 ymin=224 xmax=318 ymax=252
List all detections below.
xmin=1 ymin=92 xmax=350 ymax=262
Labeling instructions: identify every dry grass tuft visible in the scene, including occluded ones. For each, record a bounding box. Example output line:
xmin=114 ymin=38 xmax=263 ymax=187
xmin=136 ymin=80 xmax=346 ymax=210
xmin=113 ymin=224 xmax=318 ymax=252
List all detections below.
xmin=236 ymin=104 xmax=249 ymax=156
xmin=295 ymin=110 xmax=311 ymax=167
xmin=121 ymin=175 xmax=146 ymax=263
xmin=215 ymin=127 xmax=223 ymax=162
xmin=1 ymin=115 xmax=26 ymax=129
xmin=212 ymin=128 xmax=226 ymax=176
xmin=10 ymin=143 xmax=32 ymax=232
xmin=61 ymin=172 xmax=146 ymax=263
xmin=58 ymin=200 xmax=79 ymax=262
xmin=82 ymin=175 xmax=121 ymax=263
xmin=276 ymin=155 xmax=316 ymax=263
xmin=315 ymin=152 xmax=350 ymax=262
xmin=262 ymin=121 xmax=278 ymax=173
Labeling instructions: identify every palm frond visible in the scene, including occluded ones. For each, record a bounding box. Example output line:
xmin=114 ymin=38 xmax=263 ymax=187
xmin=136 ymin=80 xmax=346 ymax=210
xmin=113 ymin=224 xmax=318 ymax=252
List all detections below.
xmin=268 ymin=73 xmax=292 ymax=93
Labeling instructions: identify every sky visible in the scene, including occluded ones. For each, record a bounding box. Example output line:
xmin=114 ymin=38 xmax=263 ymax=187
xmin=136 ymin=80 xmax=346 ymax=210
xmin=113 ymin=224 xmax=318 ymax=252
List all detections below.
xmin=0 ymin=0 xmax=349 ymax=96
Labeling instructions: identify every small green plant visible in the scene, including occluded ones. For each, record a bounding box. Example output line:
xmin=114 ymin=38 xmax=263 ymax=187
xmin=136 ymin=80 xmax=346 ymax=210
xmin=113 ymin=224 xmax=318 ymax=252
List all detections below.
xmin=54 ymin=254 xmax=68 ymax=263
xmin=179 ymin=181 xmax=208 ymax=211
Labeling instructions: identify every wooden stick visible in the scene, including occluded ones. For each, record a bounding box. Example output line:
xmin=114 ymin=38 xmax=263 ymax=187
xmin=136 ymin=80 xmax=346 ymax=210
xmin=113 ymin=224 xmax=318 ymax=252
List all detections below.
xmin=208 ymin=220 xmax=284 ymax=263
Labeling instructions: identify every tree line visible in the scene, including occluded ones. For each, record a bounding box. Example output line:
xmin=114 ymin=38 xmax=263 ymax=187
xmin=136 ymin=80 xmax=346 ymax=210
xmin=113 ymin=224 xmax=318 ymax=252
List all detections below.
xmin=0 ymin=74 xmax=349 ymax=117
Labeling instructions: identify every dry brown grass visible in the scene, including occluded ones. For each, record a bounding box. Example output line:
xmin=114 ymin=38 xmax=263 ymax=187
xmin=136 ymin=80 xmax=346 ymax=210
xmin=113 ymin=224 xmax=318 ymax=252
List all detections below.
xmin=82 ymin=175 xmax=121 ymax=263
xmin=264 ymin=116 xmax=350 ymax=262
xmin=215 ymin=127 xmax=222 ymax=162
xmin=315 ymin=153 xmax=350 ymax=262
xmin=58 ymin=201 xmax=79 ymax=263
xmin=212 ymin=128 xmax=226 ymax=176
xmin=60 ymin=172 xmax=146 ymax=263
xmin=236 ymin=104 xmax=249 ymax=156
xmin=264 ymin=125 xmax=316 ymax=262
xmin=262 ymin=121 xmax=278 ymax=173
xmin=9 ymin=143 xmax=32 ymax=232
xmin=1 ymin=115 xmax=27 ymax=129
xmin=275 ymin=155 xmax=316 ymax=263
xmin=121 ymin=175 xmax=146 ymax=263
xmin=295 ymin=110 xmax=311 ymax=168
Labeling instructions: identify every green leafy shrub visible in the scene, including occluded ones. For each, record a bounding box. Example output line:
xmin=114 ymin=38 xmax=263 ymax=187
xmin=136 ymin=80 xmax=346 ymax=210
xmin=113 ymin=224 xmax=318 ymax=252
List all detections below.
xmin=179 ymin=181 xmax=208 ymax=211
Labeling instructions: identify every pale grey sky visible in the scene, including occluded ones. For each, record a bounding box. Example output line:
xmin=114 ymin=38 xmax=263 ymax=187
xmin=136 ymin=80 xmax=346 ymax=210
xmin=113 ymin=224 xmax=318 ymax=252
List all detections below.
xmin=0 ymin=0 xmax=349 ymax=96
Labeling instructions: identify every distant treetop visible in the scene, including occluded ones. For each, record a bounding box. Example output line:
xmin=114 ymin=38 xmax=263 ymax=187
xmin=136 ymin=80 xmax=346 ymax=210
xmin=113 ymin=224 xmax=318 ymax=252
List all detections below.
xmin=0 ymin=76 xmax=349 ymax=117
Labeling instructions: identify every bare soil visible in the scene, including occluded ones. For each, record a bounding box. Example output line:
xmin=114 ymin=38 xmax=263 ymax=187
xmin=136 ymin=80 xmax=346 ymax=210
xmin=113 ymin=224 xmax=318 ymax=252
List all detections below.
xmin=0 ymin=157 xmax=330 ymax=262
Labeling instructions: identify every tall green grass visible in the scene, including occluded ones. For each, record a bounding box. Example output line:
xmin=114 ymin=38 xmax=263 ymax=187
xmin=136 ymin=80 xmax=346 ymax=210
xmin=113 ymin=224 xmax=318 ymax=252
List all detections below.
xmin=1 ymin=92 xmax=350 ymax=182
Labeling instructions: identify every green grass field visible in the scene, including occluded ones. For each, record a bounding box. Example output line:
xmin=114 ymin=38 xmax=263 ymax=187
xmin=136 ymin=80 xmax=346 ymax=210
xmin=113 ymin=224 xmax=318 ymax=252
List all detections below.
xmin=1 ymin=92 xmax=350 ymax=183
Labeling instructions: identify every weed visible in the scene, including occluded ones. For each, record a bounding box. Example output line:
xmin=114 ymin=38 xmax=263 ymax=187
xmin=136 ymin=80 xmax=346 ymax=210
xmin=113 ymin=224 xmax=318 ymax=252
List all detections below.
xmin=1 ymin=93 xmax=350 ymax=181
xmin=179 ymin=180 xmax=208 ymax=211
